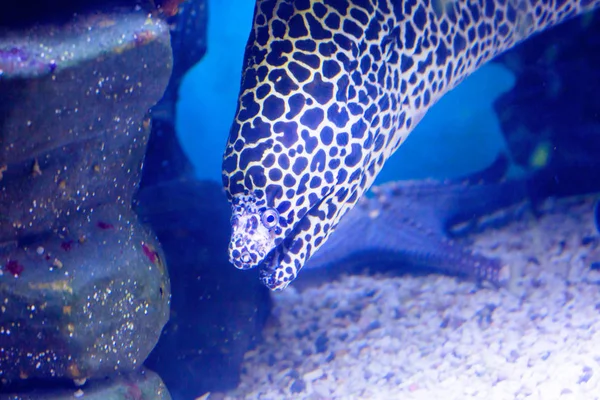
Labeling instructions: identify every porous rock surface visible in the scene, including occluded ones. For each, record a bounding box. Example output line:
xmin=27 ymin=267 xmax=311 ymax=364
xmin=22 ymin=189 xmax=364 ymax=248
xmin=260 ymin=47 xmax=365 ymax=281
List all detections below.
xmin=0 ymin=7 xmax=171 ymax=384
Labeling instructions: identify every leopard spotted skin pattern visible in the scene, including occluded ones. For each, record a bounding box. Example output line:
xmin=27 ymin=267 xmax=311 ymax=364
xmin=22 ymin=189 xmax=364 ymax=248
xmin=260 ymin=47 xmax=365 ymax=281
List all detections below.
xmin=222 ymin=0 xmax=600 ymax=290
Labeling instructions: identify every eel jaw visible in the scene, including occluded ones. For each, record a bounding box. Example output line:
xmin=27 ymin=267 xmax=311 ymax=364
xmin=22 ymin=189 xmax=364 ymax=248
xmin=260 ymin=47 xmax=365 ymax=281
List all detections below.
xmin=258 ymin=227 xmax=317 ymax=290
xmin=258 ymin=245 xmax=296 ymax=291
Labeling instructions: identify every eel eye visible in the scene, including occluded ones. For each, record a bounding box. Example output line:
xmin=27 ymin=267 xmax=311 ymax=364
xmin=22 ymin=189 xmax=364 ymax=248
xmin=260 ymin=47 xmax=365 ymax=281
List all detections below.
xmin=261 ymin=208 xmax=279 ymax=229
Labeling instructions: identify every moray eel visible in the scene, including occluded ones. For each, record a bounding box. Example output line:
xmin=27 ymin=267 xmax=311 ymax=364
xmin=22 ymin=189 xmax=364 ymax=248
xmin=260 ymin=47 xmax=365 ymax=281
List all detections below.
xmin=222 ymin=0 xmax=600 ymax=290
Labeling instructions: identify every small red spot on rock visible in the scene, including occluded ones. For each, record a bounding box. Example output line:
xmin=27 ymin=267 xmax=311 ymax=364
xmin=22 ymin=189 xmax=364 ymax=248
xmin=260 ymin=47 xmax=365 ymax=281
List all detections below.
xmin=125 ymin=382 xmax=142 ymax=400
xmin=4 ymin=260 xmax=24 ymax=276
xmin=142 ymin=243 xmax=157 ymax=264
xmin=61 ymin=240 xmax=74 ymax=252
xmin=133 ymin=30 xmax=155 ymax=46
xmin=97 ymin=221 xmax=114 ymax=230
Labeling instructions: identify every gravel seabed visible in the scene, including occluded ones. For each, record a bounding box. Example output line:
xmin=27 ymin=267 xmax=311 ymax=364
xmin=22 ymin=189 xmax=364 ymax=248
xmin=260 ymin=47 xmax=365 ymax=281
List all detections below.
xmin=220 ymin=195 xmax=600 ymax=400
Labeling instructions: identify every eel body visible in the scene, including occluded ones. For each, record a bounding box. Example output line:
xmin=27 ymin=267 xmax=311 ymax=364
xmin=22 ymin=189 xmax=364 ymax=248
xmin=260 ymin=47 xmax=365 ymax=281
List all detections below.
xmin=303 ymin=155 xmax=529 ymax=284
xmin=222 ymin=0 xmax=600 ymax=290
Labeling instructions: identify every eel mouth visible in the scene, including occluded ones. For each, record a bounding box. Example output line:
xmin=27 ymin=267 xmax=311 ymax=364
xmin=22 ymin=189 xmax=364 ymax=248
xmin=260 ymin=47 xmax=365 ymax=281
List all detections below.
xmin=258 ymin=248 xmax=284 ymax=290
xmin=255 ymin=193 xmax=335 ymax=290
xmin=258 ymin=243 xmax=295 ymax=291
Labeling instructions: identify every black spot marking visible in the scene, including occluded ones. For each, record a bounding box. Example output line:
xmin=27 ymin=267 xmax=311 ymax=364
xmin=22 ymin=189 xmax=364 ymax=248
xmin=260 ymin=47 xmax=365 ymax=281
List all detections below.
xmin=314 ymin=2 xmax=327 ymax=18
xmin=238 ymin=92 xmax=260 ymax=121
xmin=343 ymin=19 xmax=363 ymax=39
xmin=435 ymin=40 xmax=449 ymax=66
xmin=301 ymin=130 xmax=319 ymax=154
xmin=269 ymin=168 xmax=283 ymax=181
xmin=286 ymin=93 xmax=306 ymax=119
xmin=272 ymin=20 xmax=287 ymax=38
xmin=284 ymin=174 xmax=296 ymax=187
xmin=222 ymin=153 xmax=237 ymax=174
xmin=263 ymin=95 xmax=285 ymax=121
xmin=296 ymin=174 xmax=310 ymax=195
xmin=360 ymin=56 xmax=371 ymax=75
xmin=274 ymin=121 xmax=299 ymax=147
xmin=268 ymin=69 xmax=299 ymax=96
xmin=336 ymin=132 xmax=349 ymax=146
xmin=364 ymin=104 xmax=378 ymax=122
xmin=310 ymin=176 xmax=322 ymax=189
xmin=352 ymin=70 xmax=363 ymax=86
xmin=296 ymin=0 xmax=310 ymax=11
xmin=417 ymin=53 xmax=433 ymax=74
xmin=348 ymin=102 xmax=363 ymax=116
xmin=404 ymin=23 xmax=416 ymax=49
xmin=344 ymin=143 xmax=363 ymax=167
xmin=293 ymin=51 xmax=321 ymax=69
xmin=351 ymin=119 xmax=367 ymax=139
xmin=335 ymin=185 xmax=348 ymax=202
xmin=267 ymin=40 xmax=293 ymax=66
xmin=256 ymin=65 xmax=268 ymax=83
xmin=350 ymin=7 xmax=369 ymax=25
xmin=423 ymin=90 xmax=431 ymax=106
xmin=303 ymin=73 xmax=334 ymax=105
xmin=241 ymin=118 xmax=271 ymax=144
xmin=323 ymin=59 xmax=341 ymax=79
xmin=263 ymin=153 xmax=275 ymax=168
xmin=276 ymin=1 xmax=294 ymax=21
xmin=247 ymin=165 xmax=267 ymax=188
xmin=300 ymin=108 xmax=324 ymax=130
xmin=296 ymin=39 xmax=316 ymax=52
xmin=336 ymin=75 xmax=349 ymax=102
xmin=378 ymin=93 xmax=390 ymax=112
xmin=324 ymin=12 xmax=341 ymax=29
xmin=333 ymin=33 xmax=353 ymax=52
xmin=364 ymin=82 xmax=377 ymax=99
xmin=327 ymin=104 xmax=350 ymax=128
xmin=310 ymin=149 xmax=327 ymax=172
xmin=324 ymin=0 xmax=350 ymax=16
xmin=277 ymin=200 xmax=291 ymax=214
xmin=319 ymin=41 xmax=338 ymax=57
xmin=306 ymin=13 xmax=332 ymax=40
xmin=288 ymin=61 xmax=311 ymax=82
xmin=453 ymin=33 xmax=467 ymax=55
xmin=484 ymin=0 xmax=496 ymax=18
xmin=278 ymin=153 xmax=290 ymax=169
xmin=320 ymin=126 xmax=334 ymax=145
xmin=256 ymin=25 xmax=270 ymax=47
xmin=413 ymin=5 xmax=427 ymax=30
xmin=265 ymin=185 xmax=283 ymax=208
